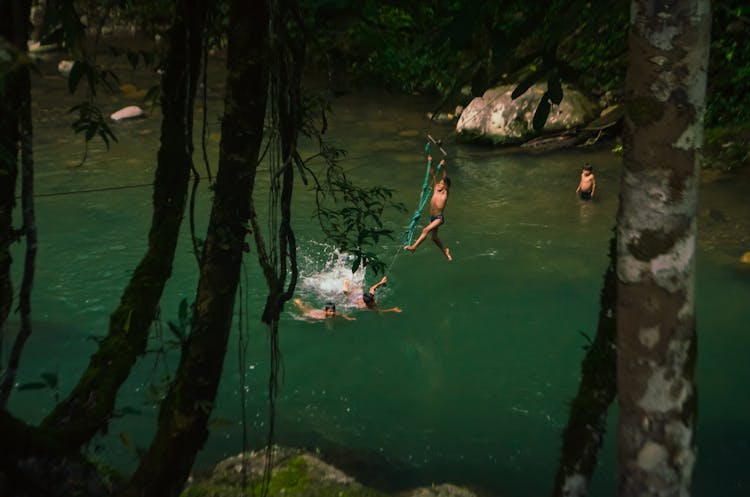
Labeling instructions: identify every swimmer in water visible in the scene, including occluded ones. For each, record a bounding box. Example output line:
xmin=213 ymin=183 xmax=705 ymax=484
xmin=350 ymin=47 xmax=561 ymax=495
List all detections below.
xmin=293 ymin=299 xmax=355 ymax=321
xmin=343 ymin=276 xmax=401 ymax=313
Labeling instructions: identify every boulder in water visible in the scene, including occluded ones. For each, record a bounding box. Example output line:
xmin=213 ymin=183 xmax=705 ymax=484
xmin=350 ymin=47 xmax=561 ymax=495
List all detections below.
xmin=456 ymin=83 xmax=599 ymax=145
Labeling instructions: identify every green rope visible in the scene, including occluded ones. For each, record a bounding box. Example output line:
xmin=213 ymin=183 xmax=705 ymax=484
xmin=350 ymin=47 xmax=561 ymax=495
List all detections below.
xmin=402 ymin=142 xmax=443 ymax=246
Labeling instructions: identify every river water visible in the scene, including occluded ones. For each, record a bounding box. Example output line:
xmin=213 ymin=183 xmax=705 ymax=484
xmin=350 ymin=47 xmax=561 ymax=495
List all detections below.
xmin=4 ymin=50 xmax=750 ymax=496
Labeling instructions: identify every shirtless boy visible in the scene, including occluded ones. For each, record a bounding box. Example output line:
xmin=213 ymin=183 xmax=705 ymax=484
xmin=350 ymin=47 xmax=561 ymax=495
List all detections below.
xmin=293 ymin=298 xmax=355 ymax=321
xmin=404 ymin=156 xmax=452 ymax=261
xmin=343 ymin=275 xmax=401 ymax=313
xmin=576 ymin=163 xmax=596 ymax=200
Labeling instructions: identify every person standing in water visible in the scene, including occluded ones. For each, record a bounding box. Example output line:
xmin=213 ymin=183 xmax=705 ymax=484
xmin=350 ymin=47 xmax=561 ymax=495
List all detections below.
xmin=404 ymin=156 xmax=452 ymax=261
xmin=576 ymin=163 xmax=596 ymax=200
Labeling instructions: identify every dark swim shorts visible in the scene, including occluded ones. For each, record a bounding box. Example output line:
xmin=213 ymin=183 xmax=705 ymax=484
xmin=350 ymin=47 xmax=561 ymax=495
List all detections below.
xmin=579 ymin=191 xmax=592 ymax=201
xmin=430 ymin=214 xmax=445 ymax=224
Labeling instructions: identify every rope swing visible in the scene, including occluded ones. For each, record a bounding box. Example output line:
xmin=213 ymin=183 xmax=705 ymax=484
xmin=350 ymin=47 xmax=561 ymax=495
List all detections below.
xmin=402 ymin=134 xmax=446 ymax=246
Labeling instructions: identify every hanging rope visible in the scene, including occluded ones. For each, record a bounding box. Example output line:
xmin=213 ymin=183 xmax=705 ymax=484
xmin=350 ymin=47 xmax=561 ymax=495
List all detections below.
xmin=402 ymin=135 xmax=445 ymax=246
xmin=379 ymin=135 xmax=446 ymax=278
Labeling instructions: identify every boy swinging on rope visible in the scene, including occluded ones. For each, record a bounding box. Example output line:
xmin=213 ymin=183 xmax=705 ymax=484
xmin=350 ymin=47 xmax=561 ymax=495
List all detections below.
xmin=404 ymin=156 xmax=452 ymax=261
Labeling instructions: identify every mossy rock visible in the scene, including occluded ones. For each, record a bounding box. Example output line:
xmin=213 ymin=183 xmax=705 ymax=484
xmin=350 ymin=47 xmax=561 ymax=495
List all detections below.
xmin=182 ymin=448 xmax=388 ymax=497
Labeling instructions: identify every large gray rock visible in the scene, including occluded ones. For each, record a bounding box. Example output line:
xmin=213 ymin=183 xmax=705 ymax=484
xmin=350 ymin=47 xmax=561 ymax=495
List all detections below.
xmin=456 ymin=83 xmax=599 ymax=145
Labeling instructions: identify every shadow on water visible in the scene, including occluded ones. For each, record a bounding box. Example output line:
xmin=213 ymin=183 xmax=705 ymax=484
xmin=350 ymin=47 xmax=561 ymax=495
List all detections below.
xmin=551 ymin=234 xmax=618 ymax=497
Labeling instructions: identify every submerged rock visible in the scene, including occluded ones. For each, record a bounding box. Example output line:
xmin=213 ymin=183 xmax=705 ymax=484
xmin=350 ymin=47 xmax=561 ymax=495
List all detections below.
xmin=119 ymin=83 xmax=148 ymax=100
xmin=58 ymin=60 xmax=73 ymax=77
xmin=110 ymin=105 xmax=145 ymax=121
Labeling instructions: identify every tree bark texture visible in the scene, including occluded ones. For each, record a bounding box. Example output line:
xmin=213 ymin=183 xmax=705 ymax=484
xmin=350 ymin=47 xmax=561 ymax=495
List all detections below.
xmin=617 ymin=2 xmax=710 ymax=496
xmin=0 ymin=8 xmax=36 ymax=408
xmin=41 ymin=0 xmax=207 ymax=448
xmin=119 ymin=1 xmax=269 ymax=496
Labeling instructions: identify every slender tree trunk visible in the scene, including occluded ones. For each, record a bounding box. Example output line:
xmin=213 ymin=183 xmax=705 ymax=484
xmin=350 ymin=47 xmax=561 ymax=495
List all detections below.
xmin=0 ymin=0 xmax=31 ymax=335
xmin=553 ymin=235 xmax=618 ymax=497
xmin=0 ymin=33 xmax=36 ymax=408
xmin=119 ymin=1 xmax=269 ymax=496
xmin=41 ymin=0 xmax=207 ymax=448
xmin=617 ymin=2 xmax=710 ymax=496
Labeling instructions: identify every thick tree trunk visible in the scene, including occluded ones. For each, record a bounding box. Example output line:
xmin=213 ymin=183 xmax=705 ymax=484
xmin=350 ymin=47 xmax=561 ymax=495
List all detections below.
xmin=617 ymin=2 xmax=710 ymax=496
xmin=41 ymin=0 xmax=207 ymax=448
xmin=118 ymin=1 xmax=269 ymax=496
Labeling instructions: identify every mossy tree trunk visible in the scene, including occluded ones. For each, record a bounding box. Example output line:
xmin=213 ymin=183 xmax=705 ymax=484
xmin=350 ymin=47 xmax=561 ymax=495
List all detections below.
xmin=40 ymin=0 xmax=208 ymax=448
xmin=118 ymin=1 xmax=269 ymax=496
xmin=616 ymin=1 xmax=710 ymax=496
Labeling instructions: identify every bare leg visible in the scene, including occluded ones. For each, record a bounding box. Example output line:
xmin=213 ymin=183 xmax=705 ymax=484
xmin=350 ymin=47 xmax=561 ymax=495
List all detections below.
xmin=431 ymin=230 xmax=452 ymax=261
xmin=293 ymin=298 xmax=312 ymax=313
xmin=405 ymin=218 xmax=443 ymax=252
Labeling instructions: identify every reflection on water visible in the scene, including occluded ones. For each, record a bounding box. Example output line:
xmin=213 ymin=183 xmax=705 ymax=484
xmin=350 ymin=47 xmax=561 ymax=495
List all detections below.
xmin=2 ymin=51 xmax=749 ymax=497
xmin=578 ymin=197 xmax=595 ymax=225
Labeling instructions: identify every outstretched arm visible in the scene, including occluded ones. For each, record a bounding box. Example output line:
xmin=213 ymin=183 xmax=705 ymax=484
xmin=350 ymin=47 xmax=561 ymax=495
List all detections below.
xmin=368 ymin=276 xmax=388 ymax=295
xmin=379 ymin=306 xmax=402 ymax=313
xmin=439 ymin=158 xmax=446 ymax=180
xmin=337 ymin=312 xmax=356 ymax=321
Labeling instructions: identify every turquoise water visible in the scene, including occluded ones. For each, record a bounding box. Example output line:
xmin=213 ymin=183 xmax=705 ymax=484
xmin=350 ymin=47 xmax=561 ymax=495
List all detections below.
xmin=4 ymin=54 xmax=750 ymax=496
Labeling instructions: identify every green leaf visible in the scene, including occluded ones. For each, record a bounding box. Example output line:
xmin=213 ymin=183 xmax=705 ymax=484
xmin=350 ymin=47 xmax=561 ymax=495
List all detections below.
xmin=68 ymin=60 xmax=86 ymax=94
xmin=548 ymin=74 xmax=563 ymax=105
xmin=533 ymin=95 xmax=551 ymax=131
xmin=512 ymin=69 xmax=541 ymax=100
xmin=144 ymin=84 xmax=161 ymax=107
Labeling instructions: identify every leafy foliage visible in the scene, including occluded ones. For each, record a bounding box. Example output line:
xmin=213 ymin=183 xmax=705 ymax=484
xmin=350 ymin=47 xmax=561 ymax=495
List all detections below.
xmin=294 ymin=92 xmax=406 ymax=273
xmin=69 ymin=102 xmax=117 ymax=149
xmin=315 ymin=169 xmax=403 ymax=274
xmin=706 ymin=2 xmax=750 ymax=127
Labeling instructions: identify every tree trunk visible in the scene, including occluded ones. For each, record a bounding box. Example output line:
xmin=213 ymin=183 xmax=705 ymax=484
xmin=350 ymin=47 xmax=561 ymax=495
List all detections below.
xmin=118 ymin=1 xmax=269 ymax=496
xmin=0 ymin=0 xmax=31 ymax=335
xmin=41 ymin=0 xmax=207 ymax=448
xmin=0 ymin=10 xmax=36 ymax=408
xmin=617 ymin=2 xmax=710 ymax=496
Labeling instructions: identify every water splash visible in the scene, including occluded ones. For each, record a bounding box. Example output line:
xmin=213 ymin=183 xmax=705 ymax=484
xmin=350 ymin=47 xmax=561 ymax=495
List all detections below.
xmin=297 ymin=241 xmax=367 ymax=305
